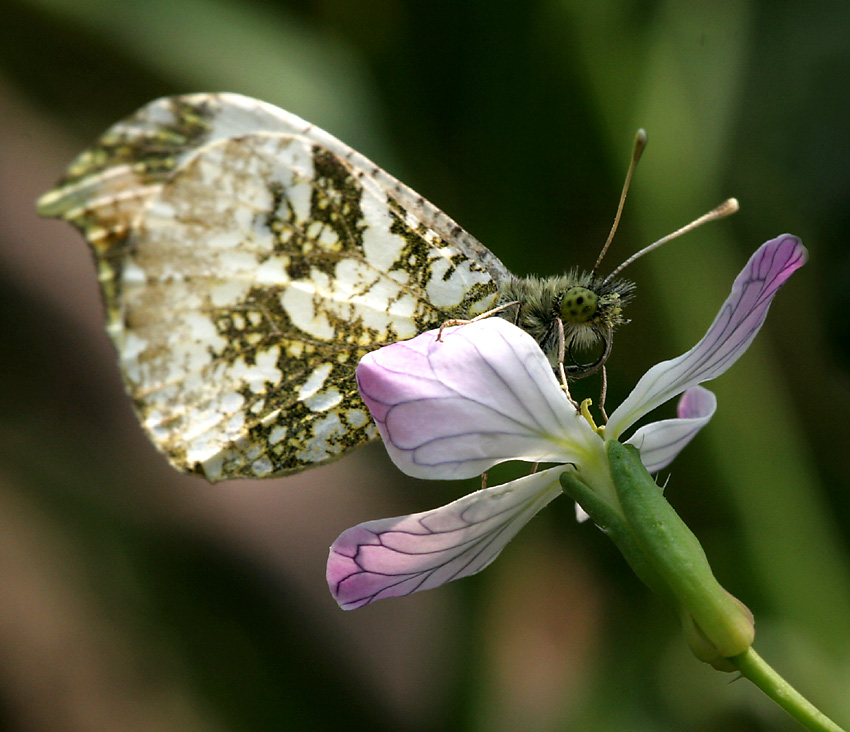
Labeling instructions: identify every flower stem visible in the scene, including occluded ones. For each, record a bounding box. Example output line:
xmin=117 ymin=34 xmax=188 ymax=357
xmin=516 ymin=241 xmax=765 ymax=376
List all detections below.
xmin=731 ymin=647 xmax=846 ymax=732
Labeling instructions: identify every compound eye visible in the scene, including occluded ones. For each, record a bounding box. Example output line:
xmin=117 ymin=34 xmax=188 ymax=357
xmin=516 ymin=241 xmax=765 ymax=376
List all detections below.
xmin=560 ymin=286 xmax=598 ymax=324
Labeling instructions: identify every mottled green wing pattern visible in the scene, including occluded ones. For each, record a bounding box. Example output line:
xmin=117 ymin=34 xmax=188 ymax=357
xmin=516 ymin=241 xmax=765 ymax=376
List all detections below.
xmin=38 ymin=94 xmax=509 ymax=481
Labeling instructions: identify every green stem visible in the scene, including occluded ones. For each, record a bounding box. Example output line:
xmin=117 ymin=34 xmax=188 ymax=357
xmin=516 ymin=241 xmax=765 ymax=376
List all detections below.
xmin=731 ymin=648 xmax=847 ymax=732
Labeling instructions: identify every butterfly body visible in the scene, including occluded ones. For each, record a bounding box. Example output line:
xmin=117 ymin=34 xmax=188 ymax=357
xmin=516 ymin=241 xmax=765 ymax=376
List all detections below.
xmin=38 ymin=93 xmax=633 ymax=481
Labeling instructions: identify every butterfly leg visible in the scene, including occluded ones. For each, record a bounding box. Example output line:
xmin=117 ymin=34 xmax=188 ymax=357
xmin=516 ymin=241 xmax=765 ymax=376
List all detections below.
xmin=599 ymin=365 xmax=609 ymax=422
xmin=555 ymin=318 xmax=578 ymax=407
xmin=437 ymin=300 xmax=521 ymax=342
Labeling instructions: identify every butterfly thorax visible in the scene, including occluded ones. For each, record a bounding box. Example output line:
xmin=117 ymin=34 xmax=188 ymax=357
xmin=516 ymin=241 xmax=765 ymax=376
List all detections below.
xmin=497 ymin=270 xmax=635 ymax=373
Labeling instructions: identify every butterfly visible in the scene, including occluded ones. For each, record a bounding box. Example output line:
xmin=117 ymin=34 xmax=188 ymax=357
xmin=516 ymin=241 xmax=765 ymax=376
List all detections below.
xmin=37 ymin=93 xmax=650 ymax=481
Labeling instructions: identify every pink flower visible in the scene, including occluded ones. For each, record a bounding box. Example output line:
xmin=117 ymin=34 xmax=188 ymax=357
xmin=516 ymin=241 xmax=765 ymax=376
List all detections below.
xmin=327 ymin=235 xmax=807 ymax=609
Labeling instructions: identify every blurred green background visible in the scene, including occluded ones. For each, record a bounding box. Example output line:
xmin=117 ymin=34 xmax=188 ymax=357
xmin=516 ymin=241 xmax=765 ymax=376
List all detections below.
xmin=1 ymin=0 xmax=849 ymax=730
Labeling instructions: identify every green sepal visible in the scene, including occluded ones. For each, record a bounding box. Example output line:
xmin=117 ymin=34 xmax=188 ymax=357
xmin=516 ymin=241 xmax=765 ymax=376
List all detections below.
xmin=559 ymin=467 xmax=676 ymax=608
xmin=604 ymin=441 xmax=755 ymax=660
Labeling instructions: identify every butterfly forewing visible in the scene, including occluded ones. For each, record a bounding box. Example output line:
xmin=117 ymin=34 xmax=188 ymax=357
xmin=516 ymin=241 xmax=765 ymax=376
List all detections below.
xmin=39 ymin=94 xmax=508 ymax=480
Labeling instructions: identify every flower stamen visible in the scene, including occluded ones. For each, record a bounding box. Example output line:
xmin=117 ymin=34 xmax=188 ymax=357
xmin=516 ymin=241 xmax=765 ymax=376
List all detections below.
xmin=580 ymin=399 xmax=605 ymax=436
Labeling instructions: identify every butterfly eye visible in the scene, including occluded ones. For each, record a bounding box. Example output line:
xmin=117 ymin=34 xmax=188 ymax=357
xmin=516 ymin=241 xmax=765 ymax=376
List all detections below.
xmin=560 ymin=286 xmax=598 ymax=324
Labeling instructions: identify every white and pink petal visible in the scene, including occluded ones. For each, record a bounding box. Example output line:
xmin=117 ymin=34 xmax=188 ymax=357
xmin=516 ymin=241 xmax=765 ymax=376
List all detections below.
xmin=627 ymin=386 xmax=717 ymax=473
xmin=357 ymin=318 xmax=593 ymax=480
xmin=607 ymin=235 xmax=806 ymax=438
xmin=327 ymin=467 xmax=565 ymax=610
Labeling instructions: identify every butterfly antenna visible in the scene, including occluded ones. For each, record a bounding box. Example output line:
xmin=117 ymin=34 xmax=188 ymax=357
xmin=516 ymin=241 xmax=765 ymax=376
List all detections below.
xmin=592 ymin=129 xmax=648 ymax=275
xmin=603 ymin=197 xmax=739 ymax=284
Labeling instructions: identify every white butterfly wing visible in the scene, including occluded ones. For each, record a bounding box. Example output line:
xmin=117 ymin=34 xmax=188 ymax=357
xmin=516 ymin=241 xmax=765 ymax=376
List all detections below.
xmin=39 ymin=94 xmax=509 ymax=480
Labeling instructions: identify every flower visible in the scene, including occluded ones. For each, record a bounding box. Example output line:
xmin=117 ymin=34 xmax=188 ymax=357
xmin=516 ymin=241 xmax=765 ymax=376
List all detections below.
xmin=327 ymin=235 xmax=807 ymax=610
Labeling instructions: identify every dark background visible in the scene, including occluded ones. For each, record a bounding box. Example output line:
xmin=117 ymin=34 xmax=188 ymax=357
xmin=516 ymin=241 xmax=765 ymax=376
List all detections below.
xmin=1 ymin=0 xmax=849 ymax=730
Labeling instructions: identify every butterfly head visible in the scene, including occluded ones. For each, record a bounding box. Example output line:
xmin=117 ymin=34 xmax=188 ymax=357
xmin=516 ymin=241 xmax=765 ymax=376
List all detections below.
xmin=498 ymin=270 xmax=635 ymax=377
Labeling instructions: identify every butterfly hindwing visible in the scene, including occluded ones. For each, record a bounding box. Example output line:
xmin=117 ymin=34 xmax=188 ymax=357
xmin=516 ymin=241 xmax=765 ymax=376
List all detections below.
xmin=39 ymin=94 xmax=509 ymax=480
